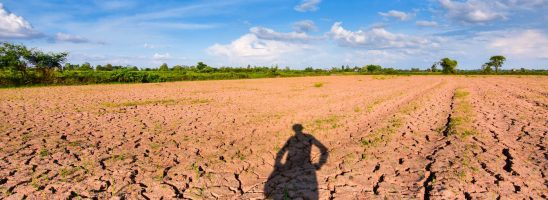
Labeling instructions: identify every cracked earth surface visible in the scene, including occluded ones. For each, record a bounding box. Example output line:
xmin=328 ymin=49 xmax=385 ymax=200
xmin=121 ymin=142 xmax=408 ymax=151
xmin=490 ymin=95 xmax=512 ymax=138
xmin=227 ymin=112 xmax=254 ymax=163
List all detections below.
xmin=0 ymin=75 xmax=546 ymax=199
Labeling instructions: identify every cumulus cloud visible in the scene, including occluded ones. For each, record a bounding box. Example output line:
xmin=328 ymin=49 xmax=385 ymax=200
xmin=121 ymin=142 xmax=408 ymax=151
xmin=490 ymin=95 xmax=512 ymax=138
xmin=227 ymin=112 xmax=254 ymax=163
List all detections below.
xmin=294 ymin=0 xmax=321 ymax=12
xmin=208 ymin=34 xmax=303 ymax=58
xmin=439 ymin=0 xmax=507 ymax=23
xmin=153 ymin=53 xmax=171 ymax=60
xmin=488 ymin=29 xmax=548 ymax=59
xmin=207 ymin=26 xmax=319 ymax=65
xmin=55 ymin=33 xmax=89 ymax=43
xmin=249 ymin=26 xmax=317 ymax=42
xmin=292 ymin=20 xmax=317 ymax=33
xmin=379 ymin=10 xmax=413 ymax=21
xmin=416 ymin=20 xmax=439 ymax=27
xmin=0 ymin=3 xmax=42 ymax=39
xmin=329 ymin=22 xmax=437 ymax=50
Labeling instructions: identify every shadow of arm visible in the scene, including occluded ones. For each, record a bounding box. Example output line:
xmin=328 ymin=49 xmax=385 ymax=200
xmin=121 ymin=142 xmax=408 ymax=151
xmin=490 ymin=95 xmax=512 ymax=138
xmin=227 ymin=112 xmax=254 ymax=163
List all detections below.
xmin=312 ymin=137 xmax=329 ymax=169
xmin=274 ymin=140 xmax=289 ymax=168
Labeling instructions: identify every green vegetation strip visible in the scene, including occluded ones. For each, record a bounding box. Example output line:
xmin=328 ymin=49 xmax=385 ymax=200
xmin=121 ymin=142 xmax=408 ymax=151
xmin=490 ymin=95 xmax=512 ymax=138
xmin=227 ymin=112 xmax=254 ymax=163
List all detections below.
xmin=447 ymin=89 xmax=477 ymax=138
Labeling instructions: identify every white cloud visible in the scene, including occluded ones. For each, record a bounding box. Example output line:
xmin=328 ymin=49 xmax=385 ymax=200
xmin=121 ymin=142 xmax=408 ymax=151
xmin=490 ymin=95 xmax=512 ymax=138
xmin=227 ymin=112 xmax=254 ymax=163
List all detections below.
xmin=292 ymin=20 xmax=317 ymax=33
xmin=294 ymin=0 xmax=321 ymax=12
xmin=249 ymin=26 xmax=317 ymax=42
xmin=0 ymin=3 xmax=42 ymax=39
xmin=144 ymin=43 xmax=156 ymax=49
xmin=416 ymin=20 xmax=439 ymax=27
xmin=488 ymin=29 xmax=548 ymax=59
xmin=438 ymin=0 xmax=547 ymax=24
xmin=153 ymin=53 xmax=171 ymax=60
xmin=329 ymin=22 xmax=437 ymax=49
xmin=208 ymin=34 xmax=306 ymax=59
xmin=379 ymin=10 xmax=413 ymax=21
xmin=439 ymin=0 xmax=506 ymax=23
xmin=207 ymin=25 xmax=322 ymax=66
xmin=504 ymin=0 xmax=546 ymax=8
xmin=55 ymin=32 xmax=89 ymax=43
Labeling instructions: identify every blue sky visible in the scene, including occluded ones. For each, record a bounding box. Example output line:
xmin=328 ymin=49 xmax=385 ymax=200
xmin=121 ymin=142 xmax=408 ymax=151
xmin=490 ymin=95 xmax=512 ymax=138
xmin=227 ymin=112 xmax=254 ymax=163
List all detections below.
xmin=1 ymin=0 xmax=547 ymax=69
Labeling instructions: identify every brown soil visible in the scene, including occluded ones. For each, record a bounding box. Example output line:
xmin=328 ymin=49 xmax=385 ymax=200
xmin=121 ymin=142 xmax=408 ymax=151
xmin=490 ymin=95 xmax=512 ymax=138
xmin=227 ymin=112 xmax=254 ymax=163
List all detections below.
xmin=0 ymin=75 xmax=546 ymax=199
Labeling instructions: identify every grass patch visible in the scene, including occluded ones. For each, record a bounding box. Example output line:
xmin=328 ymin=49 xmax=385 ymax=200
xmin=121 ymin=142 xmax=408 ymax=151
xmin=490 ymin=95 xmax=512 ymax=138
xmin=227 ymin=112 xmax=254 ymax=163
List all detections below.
xmin=149 ymin=143 xmax=161 ymax=150
xmin=59 ymin=167 xmax=81 ymax=181
xmin=310 ymin=115 xmax=340 ymax=130
xmin=313 ymin=82 xmax=324 ymax=88
xmin=361 ymin=117 xmax=402 ymax=148
xmin=447 ymin=88 xmax=477 ymax=138
xmin=234 ymin=150 xmax=246 ymax=161
xmin=39 ymin=148 xmax=49 ymax=157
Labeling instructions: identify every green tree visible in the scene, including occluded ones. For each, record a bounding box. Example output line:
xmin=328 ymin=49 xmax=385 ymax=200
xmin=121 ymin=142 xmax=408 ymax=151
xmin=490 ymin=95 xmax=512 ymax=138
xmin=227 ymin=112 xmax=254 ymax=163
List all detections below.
xmin=105 ymin=63 xmax=113 ymax=71
xmin=172 ymin=65 xmax=183 ymax=71
xmin=365 ymin=64 xmax=382 ymax=73
xmin=159 ymin=63 xmax=169 ymax=71
xmin=23 ymin=48 xmax=68 ymax=81
xmin=196 ymin=62 xmax=208 ymax=71
xmin=485 ymin=55 xmax=506 ymax=73
xmin=440 ymin=58 xmax=458 ymax=74
xmin=79 ymin=62 xmax=93 ymax=71
xmin=63 ymin=63 xmax=74 ymax=71
xmin=431 ymin=63 xmax=438 ymax=72
xmin=482 ymin=64 xmax=493 ymax=74
xmin=0 ymin=42 xmax=31 ymax=73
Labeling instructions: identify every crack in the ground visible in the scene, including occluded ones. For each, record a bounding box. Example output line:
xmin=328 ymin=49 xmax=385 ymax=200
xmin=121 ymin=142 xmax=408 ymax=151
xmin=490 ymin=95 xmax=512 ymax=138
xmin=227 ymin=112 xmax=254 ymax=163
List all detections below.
xmin=234 ymin=173 xmax=244 ymax=195
xmin=162 ymin=182 xmax=184 ymax=198
xmin=423 ymin=90 xmax=457 ymax=200
xmin=502 ymin=148 xmax=519 ymax=176
xmin=373 ymin=174 xmax=384 ymax=195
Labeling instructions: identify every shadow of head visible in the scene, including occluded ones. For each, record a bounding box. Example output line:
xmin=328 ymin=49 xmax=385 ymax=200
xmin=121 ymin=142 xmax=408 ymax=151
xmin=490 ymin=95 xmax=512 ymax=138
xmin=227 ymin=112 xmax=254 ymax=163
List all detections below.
xmin=292 ymin=124 xmax=303 ymax=134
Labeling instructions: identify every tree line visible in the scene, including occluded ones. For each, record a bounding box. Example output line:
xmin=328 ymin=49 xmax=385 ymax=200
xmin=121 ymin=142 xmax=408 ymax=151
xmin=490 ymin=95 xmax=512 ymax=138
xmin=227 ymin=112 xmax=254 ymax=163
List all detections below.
xmin=1 ymin=42 xmax=546 ymax=86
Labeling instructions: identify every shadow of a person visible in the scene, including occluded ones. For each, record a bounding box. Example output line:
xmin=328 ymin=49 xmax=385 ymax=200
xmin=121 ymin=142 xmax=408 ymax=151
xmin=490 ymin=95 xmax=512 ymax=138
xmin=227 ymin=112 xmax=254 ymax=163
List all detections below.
xmin=264 ymin=124 xmax=329 ymax=200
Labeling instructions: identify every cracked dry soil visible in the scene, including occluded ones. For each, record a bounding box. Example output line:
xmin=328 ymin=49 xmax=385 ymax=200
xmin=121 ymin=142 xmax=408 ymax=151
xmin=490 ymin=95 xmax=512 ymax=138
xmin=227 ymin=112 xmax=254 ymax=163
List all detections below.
xmin=0 ymin=75 xmax=546 ymax=199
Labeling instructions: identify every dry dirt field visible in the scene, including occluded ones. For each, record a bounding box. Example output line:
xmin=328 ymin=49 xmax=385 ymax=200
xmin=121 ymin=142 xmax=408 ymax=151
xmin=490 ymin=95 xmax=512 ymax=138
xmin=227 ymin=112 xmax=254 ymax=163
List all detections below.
xmin=0 ymin=75 xmax=546 ymax=199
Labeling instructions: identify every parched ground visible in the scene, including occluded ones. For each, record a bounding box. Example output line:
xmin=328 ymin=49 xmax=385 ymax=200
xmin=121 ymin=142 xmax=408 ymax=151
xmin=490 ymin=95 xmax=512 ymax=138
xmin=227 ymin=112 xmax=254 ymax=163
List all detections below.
xmin=0 ymin=75 xmax=546 ymax=199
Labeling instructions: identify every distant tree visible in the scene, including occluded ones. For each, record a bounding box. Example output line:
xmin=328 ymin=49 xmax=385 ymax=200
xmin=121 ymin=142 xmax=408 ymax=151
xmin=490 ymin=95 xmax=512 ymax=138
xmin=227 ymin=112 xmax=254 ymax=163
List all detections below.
xmin=79 ymin=62 xmax=93 ymax=71
xmin=196 ymin=62 xmax=208 ymax=71
xmin=481 ymin=64 xmax=493 ymax=74
xmin=24 ymin=49 xmax=68 ymax=81
xmin=159 ymin=63 xmax=169 ymax=71
xmin=125 ymin=66 xmax=139 ymax=71
xmin=0 ymin=42 xmax=31 ymax=74
xmin=411 ymin=68 xmax=420 ymax=72
xmin=431 ymin=63 xmax=438 ymax=72
xmin=365 ymin=64 xmax=382 ymax=73
xmin=64 ymin=63 xmax=75 ymax=71
xmin=382 ymin=67 xmax=398 ymax=74
xmin=172 ymin=65 xmax=183 ymax=71
xmin=95 ymin=65 xmax=105 ymax=71
xmin=111 ymin=65 xmax=123 ymax=70
xmin=304 ymin=67 xmax=314 ymax=72
xmin=105 ymin=63 xmax=113 ymax=71
xmin=440 ymin=58 xmax=458 ymax=74
xmin=485 ymin=55 xmax=506 ymax=73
